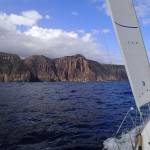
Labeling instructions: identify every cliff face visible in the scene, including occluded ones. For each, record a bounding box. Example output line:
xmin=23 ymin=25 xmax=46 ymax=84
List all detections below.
xmin=24 ymin=55 xmax=60 ymax=82
xmin=54 ymin=54 xmax=96 ymax=81
xmin=53 ymin=55 xmax=127 ymax=81
xmin=0 ymin=52 xmax=31 ymax=82
xmin=88 ymin=60 xmax=127 ymax=81
xmin=0 ymin=52 xmax=128 ymax=82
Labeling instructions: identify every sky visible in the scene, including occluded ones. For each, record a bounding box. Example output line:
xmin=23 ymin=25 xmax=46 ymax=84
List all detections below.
xmin=0 ymin=0 xmax=150 ymax=64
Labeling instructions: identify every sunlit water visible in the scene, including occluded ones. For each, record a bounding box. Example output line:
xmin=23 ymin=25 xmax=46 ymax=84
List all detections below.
xmin=0 ymin=82 xmax=138 ymax=150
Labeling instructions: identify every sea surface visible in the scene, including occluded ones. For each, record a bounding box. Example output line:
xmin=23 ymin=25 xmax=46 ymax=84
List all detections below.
xmin=0 ymin=82 xmax=138 ymax=150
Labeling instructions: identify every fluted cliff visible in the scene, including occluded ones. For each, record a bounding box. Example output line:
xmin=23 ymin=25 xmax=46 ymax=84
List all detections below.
xmin=24 ymin=55 xmax=60 ymax=82
xmin=53 ymin=54 xmax=96 ymax=81
xmin=0 ymin=52 xmax=128 ymax=82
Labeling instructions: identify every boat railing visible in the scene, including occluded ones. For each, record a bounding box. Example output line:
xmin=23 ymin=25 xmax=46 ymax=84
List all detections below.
xmin=112 ymin=103 xmax=150 ymax=150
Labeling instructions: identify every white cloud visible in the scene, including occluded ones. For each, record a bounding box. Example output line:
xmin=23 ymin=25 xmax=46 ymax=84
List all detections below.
xmin=0 ymin=10 xmax=42 ymax=27
xmin=135 ymin=5 xmax=149 ymax=17
xmin=23 ymin=27 xmax=107 ymax=62
xmin=22 ymin=10 xmax=42 ymax=21
xmin=142 ymin=18 xmax=150 ymax=25
xmin=25 ymin=26 xmax=79 ymax=39
xmin=24 ymin=27 xmax=105 ymax=62
xmin=0 ymin=13 xmax=17 ymax=32
xmin=91 ymin=29 xmax=100 ymax=35
xmin=91 ymin=0 xmax=109 ymax=16
xmin=45 ymin=15 xmax=51 ymax=19
xmin=77 ymin=29 xmax=85 ymax=34
xmin=71 ymin=12 xmax=79 ymax=16
xmin=0 ymin=11 xmax=112 ymax=63
xmin=0 ymin=10 xmax=122 ymax=64
xmin=135 ymin=0 xmax=150 ymax=25
xmin=102 ymin=29 xmax=111 ymax=34
xmin=135 ymin=0 xmax=150 ymax=17
xmin=97 ymin=2 xmax=109 ymax=16
xmin=91 ymin=0 xmax=101 ymax=3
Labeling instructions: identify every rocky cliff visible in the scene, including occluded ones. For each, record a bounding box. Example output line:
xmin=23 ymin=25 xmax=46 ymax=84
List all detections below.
xmin=24 ymin=55 xmax=60 ymax=82
xmin=0 ymin=52 xmax=128 ymax=82
xmin=88 ymin=60 xmax=127 ymax=81
xmin=53 ymin=54 xmax=96 ymax=81
xmin=0 ymin=52 xmax=31 ymax=82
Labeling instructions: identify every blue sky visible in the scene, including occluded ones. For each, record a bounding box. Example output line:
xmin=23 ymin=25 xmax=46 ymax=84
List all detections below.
xmin=0 ymin=0 xmax=150 ymax=64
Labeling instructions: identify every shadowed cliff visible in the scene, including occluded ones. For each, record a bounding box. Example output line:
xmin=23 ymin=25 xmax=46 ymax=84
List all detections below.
xmin=0 ymin=52 xmax=31 ymax=82
xmin=0 ymin=52 xmax=128 ymax=82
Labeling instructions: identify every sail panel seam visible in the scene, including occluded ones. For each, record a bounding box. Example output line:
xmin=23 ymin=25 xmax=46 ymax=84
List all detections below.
xmin=114 ymin=21 xmax=138 ymax=28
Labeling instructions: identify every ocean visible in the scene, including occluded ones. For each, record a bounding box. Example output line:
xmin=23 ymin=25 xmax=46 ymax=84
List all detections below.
xmin=0 ymin=82 xmax=138 ymax=150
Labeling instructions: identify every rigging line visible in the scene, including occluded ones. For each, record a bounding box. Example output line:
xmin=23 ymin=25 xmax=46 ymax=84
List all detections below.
xmin=148 ymin=102 xmax=150 ymax=111
xmin=113 ymin=136 xmax=121 ymax=150
xmin=99 ymin=24 xmax=121 ymax=149
xmin=125 ymin=121 xmax=135 ymax=150
xmin=129 ymin=113 xmax=137 ymax=132
xmin=124 ymin=117 xmax=136 ymax=149
xmin=116 ymin=107 xmax=134 ymax=134
xmin=108 ymin=129 xmax=121 ymax=150
xmin=142 ymin=106 xmax=148 ymax=121
xmin=92 ymin=1 xmax=135 ymax=149
xmin=93 ymin=1 xmax=131 ymax=149
xmin=96 ymin=0 xmax=127 ymax=118
xmin=129 ymin=134 xmax=135 ymax=150
xmin=134 ymin=107 xmax=139 ymax=127
xmin=99 ymin=10 xmax=131 ymax=126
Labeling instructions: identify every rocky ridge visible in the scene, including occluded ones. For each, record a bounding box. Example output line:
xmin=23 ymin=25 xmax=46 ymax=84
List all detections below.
xmin=0 ymin=52 xmax=128 ymax=82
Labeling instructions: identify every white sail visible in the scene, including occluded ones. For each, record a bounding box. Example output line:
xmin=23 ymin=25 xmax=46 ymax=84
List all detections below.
xmin=106 ymin=0 xmax=150 ymax=109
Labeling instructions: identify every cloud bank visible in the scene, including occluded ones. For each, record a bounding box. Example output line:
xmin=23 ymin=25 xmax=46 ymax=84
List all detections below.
xmin=0 ymin=10 xmax=113 ymax=63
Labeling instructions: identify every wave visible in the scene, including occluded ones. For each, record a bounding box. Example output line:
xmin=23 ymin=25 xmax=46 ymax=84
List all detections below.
xmin=103 ymin=126 xmax=142 ymax=150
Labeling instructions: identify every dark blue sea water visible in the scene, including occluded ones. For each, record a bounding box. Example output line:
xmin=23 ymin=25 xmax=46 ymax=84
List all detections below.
xmin=0 ymin=82 xmax=137 ymax=150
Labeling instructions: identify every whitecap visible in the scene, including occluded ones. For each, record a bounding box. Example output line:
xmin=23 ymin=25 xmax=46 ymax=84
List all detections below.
xmin=103 ymin=126 xmax=142 ymax=150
